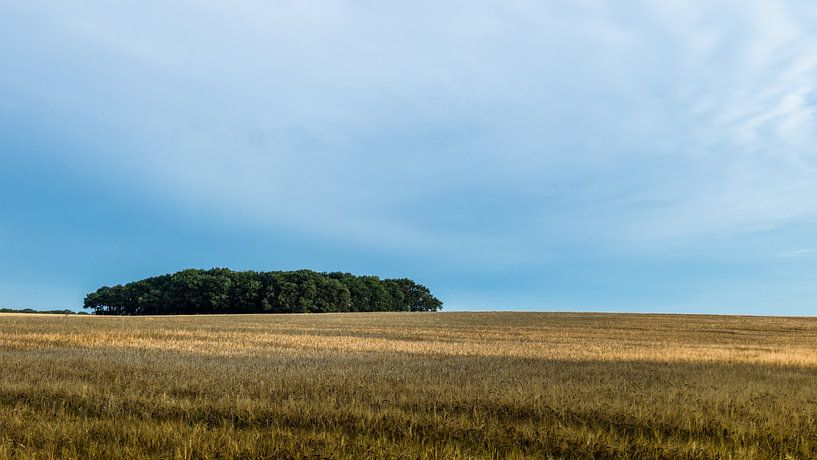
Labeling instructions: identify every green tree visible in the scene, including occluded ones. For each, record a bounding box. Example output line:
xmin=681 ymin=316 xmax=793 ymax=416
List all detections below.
xmin=84 ymin=268 xmax=442 ymax=315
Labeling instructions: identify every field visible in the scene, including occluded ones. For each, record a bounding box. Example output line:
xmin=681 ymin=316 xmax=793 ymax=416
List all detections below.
xmin=1 ymin=312 xmax=817 ymax=459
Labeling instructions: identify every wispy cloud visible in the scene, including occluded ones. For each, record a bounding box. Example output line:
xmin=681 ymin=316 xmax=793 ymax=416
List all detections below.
xmin=777 ymin=249 xmax=817 ymax=259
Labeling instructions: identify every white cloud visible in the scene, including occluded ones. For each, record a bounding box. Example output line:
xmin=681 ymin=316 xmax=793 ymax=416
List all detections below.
xmin=3 ymin=0 xmax=817 ymax=265
xmin=777 ymin=249 xmax=817 ymax=259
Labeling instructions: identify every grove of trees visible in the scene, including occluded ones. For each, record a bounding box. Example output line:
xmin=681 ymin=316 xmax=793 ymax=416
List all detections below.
xmin=83 ymin=268 xmax=443 ymax=315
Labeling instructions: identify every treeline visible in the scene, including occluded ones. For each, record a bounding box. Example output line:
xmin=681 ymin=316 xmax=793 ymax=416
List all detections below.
xmin=84 ymin=268 xmax=443 ymax=315
xmin=0 ymin=308 xmax=87 ymax=315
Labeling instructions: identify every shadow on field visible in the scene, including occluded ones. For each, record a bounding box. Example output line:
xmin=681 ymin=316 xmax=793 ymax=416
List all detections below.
xmin=2 ymin=344 xmax=816 ymax=459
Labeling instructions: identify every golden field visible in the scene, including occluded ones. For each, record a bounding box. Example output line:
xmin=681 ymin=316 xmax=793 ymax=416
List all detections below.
xmin=1 ymin=312 xmax=816 ymax=459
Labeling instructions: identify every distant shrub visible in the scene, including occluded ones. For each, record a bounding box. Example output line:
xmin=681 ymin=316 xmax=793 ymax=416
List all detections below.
xmin=84 ymin=268 xmax=443 ymax=315
xmin=0 ymin=308 xmax=79 ymax=314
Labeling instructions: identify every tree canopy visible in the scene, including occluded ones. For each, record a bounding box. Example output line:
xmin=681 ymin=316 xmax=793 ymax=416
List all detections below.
xmin=83 ymin=268 xmax=443 ymax=315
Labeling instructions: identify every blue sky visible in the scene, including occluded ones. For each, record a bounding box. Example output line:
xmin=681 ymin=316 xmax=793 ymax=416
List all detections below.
xmin=2 ymin=1 xmax=817 ymax=313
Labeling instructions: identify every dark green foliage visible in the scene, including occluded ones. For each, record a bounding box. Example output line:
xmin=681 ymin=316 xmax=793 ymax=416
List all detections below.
xmin=83 ymin=268 xmax=443 ymax=315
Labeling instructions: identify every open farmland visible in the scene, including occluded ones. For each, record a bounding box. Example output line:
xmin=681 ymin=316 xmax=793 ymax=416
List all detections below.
xmin=1 ymin=312 xmax=817 ymax=459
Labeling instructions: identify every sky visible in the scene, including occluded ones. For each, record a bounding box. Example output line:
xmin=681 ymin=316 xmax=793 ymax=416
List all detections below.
xmin=2 ymin=1 xmax=817 ymax=314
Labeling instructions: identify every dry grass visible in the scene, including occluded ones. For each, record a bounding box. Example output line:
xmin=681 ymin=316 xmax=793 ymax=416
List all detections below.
xmin=1 ymin=312 xmax=817 ymax=459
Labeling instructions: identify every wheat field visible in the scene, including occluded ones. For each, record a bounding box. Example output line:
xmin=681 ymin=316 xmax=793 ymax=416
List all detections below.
xmin=1 ymin=312 xmax=816 ymax=459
